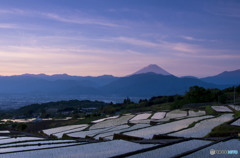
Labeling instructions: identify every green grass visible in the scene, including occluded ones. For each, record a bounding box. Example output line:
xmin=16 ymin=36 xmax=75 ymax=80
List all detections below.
xmin=188 ymin=121 xmax=197 ymax=129
xmin=205 ymin=105 xmax=217 ymax=115
xmin=206 ymin=122 xmax=240 ymax=137
xmin=147 ymin=113 xmax=153 ymax=119
xmin=234 ymin=110 xmax=240 ymax=118
xmin=114 ymin=102 xmax=171 ymax=114
xmin=150 ymin=103 xmax=171 ymax=111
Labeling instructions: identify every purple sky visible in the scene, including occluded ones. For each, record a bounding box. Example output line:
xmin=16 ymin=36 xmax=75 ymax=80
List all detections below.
xmin=0 ymin=0 xmax=240 ymax=77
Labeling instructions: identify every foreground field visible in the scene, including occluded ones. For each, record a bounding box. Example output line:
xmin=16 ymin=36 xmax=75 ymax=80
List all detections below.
xmin=0 ymin=105 xmax=239 ymax=157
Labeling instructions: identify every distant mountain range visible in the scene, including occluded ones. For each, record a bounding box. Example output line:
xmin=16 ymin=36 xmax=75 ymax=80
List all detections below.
xmin=102 ymin=72 xmax=219 ymax=97
xmin=0 ymin=64 xmax=239 ymax=108
xmin=201 ymin=69 xmax=240 ymax=85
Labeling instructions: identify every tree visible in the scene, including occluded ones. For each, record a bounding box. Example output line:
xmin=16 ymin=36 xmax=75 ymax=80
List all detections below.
xmin=186 ymin=86 xmax=219 ymax=103
xmin=17 ymin=123 xmax=28 ymax=131
xmin=123 ymin=97 xmax=132 ymax=104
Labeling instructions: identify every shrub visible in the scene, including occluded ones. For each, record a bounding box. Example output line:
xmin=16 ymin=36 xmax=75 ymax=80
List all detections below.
xmin=50 ymin=134 xmax=58 ymax=139
xmin=205 ymin=106 xmax=217 ymax=115
xmin=234 ymin=110 xmax=240 ymax=118
xmin=17 ymin=123 xmax=28 ymax=131
xmin=62 ymin=134 xmax=75 ymax=139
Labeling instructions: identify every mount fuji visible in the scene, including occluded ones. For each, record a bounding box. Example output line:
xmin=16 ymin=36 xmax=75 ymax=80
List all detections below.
xmin=132 ymin=64 xmax=172 ymax=76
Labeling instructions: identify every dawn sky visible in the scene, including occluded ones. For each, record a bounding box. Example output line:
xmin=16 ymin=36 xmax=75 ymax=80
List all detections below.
xmin=0 ymin=0 xmax=240 ymax=77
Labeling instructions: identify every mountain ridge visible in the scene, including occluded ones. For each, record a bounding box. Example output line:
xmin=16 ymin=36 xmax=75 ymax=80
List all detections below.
xmin=1 ymin=65 xmax=239 ymax=81
xmin=201 ymin=69 xmax=240 ymax=85
xmin=102 ymin=72 xmax=220 ymax=97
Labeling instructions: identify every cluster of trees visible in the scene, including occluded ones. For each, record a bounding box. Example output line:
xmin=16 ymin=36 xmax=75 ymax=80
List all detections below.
xmin=0 ymin=100 xmax=108 ymax=120
xmin=186 ymin=85 xmax=240 ymax=104
xmin=100 ymin=85 xmax=240 ymax=114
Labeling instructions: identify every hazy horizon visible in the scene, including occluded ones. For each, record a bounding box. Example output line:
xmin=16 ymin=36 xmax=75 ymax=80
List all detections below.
xmin=1 ymin=0 xmax=240 ymax=77
xmin=0 ymin=63 xmax=239 ymax=78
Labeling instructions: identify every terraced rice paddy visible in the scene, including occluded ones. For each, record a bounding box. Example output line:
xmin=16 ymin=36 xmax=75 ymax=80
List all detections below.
xmin=89 ymin=115 xmax=134 ymax=130
xmin=231 ymin=118 xmax=240 ymax=126
xmin=0 ymin=140 xmax=76 ymax=148
xmin=183 ymin=139 xmax=240 ymax=158
xmin=68 ymin=124 xmax=134 ymax=139
xmin=129 ymin=140 xmax=212 ymax=158
xmin=42 ymin=124 xmax=88 ymax=136
xmin=0 ymin=142 xmax=82 ymax=153
xmin=67 ymin=127 xmax=114 ymax=138
xmin=169 ymin=114 xmax=234 ymax=138
xmin=91 ymin=115 xmax=119 ymax=123
xmin=93 ymin=125 xmax=130 ymax=139
xmin=94 ymin=124 xmax=150 ymax=140
xmin=151 ymin=112 xmax=166 ymax=120
xmin=0 ymin=131 xmax=10 ymax=134
xmin=188 ymin=110 xmax=206 ymax=117
xmin=129 ymin=113 xmax=151 ymax=122
xmin=0 ymin=137 xmax=43 ymax=145
xmin=0 ymin=140 xmax=155 ymax=158
xmin=129 ymin=114 xmax=152 ymax=124
xmin=211 ymin=106 xmax=232 ymax=112
xmin=0 ymin=106 xmax=237 ymax=158
xmin=166 ymin=110 xmax=187 ymax=118
xmin=155 ymin=110 xmax=187 ymax=122
xmin=129 ymin=119 xmax=152 ymax=124
xmin=52 ymin=126 xmax=88 ymax=138
xmin=123 ymin=115 xmax=213 ymax=139
xmin=229 ymin=105 xmax=240 ymax=111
